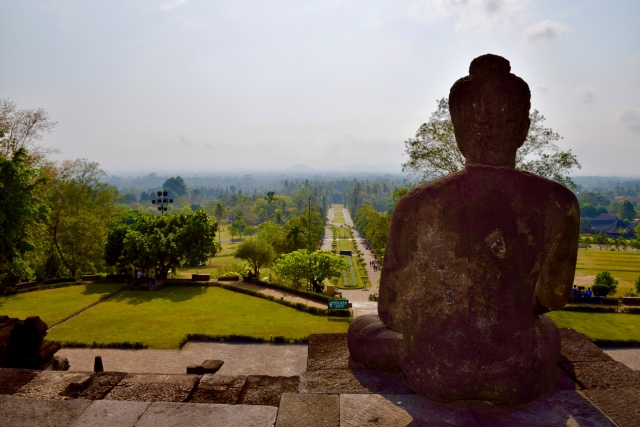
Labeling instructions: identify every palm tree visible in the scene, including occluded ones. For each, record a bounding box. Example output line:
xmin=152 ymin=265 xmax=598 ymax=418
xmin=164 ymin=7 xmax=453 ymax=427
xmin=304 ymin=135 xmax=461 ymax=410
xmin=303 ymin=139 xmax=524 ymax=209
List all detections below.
xmin=213 ymin=202 xmax=227 ymax=243
xmin=286 ymin=224 xmax=305 ymax=247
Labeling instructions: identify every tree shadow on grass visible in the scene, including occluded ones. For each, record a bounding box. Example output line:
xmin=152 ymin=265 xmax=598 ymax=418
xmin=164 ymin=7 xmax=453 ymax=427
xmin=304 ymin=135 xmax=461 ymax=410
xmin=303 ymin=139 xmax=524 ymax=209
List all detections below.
xmin=107 ymin=286 xmax=207 ymax=306
xmin=80 ymin=283 xmax=127 ymax=297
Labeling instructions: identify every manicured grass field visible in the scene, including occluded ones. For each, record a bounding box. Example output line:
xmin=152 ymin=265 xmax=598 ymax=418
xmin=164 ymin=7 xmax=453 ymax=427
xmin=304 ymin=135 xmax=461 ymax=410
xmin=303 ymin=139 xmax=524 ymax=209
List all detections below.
xmin=575 ymin=249 xmax=640 ymax=296
xmin=47 ymin=286 xmax=350 ymax=348
xmin=0 ymin=283 xmax=125 ymax=327
xmin=332 ymin=205 xmax=346 ymax=225
xmin=547 ymin=311 xmax=640 ymax=343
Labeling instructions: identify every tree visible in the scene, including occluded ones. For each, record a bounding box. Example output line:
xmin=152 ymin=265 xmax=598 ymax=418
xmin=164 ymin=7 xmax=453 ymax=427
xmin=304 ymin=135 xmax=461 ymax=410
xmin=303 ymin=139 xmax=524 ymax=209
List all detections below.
xmin=213 ymin=202 xmax=227 ymax=243
xmin=618 ymin=200 xmax=637 ymax=221
xmin=402 ymin=98 xmax=581 ymax=189
xmin=0 ymin=98 xmax=57 ymax=160
xmin=594 ymin=271 xmax=619 ymax=296
xmin=104 ymin=226 xmax=129 ymax=269
xmin=46 ymin=159 xmax=125 ymax=277
xmin=0 ymin=148 xmax=48 ymax=269
xmin=635 ymin=275 xmax=640 ymax=295
xmin=273 ymin=249 xmax=346 ymax=292
xmin=163 ymin=176 xmax=188 ymax=197
xmin=579 ymin=219 xmax=592 ymax=233
xmin=580 ymin=203 xmax=600 ymax=218
xmin=232 ymin=215 xmax=247 ymax=241
xmin=119 ymin=209 xmax=218 ymax=274
xmin=234 ymin=239 xmax=276 ymax=277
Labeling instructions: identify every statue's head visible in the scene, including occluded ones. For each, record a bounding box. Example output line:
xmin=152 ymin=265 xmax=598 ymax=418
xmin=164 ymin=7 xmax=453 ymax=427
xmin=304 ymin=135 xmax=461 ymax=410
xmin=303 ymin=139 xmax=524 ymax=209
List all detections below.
xmin=449 ymin=54 xmax=531 ymax=168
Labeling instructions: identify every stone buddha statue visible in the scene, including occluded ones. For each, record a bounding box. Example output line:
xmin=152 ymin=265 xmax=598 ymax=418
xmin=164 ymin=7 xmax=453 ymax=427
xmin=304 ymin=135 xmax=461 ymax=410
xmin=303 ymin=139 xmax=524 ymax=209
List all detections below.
xmin=348 ymin=54 xmax=580 ymax=405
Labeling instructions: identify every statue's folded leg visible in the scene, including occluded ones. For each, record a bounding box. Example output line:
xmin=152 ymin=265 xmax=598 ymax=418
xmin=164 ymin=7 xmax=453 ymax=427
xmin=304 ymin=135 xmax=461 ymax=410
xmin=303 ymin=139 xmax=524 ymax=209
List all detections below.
xmin=347 ymin=314 xmax=405 ymax=373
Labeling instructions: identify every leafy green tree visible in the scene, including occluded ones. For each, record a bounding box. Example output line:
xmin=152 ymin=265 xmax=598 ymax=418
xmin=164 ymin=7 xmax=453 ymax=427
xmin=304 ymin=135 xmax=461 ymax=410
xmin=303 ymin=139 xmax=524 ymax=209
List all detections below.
xmin=274 ymin=250 xmax=346 ymax=292
xmin=402 ymin=98 xmax=581 ymax=189
xmin=232 ymin=217 xmax=247 ymax=241
xmin=104 ymin=226 xmax=129 ymax=269
xmin=46 ymin=159 xmax=125 ymax=277
xmin=119 ymin=209 xmax=218 ymax=274
xmin=580 ymin=203 xmax=600 ymax=218
xmin=354 ymin=204 xmax=391 ymax=256
xmin=618 ymin=200 xmax=637 ymax=221
xmin=635 ymin=275 xmax=640 ymax=295
xmin=0 ymin=148 xmax=48 ymax=275
xmin=163 ymin=176 xmax=188 ymax=197
xmin=234 ymin=239 xmax=276 ymax=277
xmin=594 ymin=271 xmax=619 ymax=296
xmin=579 ymin=219 xmax=592 ymax=233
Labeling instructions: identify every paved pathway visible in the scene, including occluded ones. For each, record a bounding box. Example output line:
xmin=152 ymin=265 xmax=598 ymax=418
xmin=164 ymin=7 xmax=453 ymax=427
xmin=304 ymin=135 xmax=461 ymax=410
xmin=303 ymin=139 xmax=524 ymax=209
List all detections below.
xmin=228 ymin=281 xmax=326 ymax=309
xmin=58 ymin=341 xmax=308 ymax=376
xmin=603 ymin=347 xmax=640 ymax=371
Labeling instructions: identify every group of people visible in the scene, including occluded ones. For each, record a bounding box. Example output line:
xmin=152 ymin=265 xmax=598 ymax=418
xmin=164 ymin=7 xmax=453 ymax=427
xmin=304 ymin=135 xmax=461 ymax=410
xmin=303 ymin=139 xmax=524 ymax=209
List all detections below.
xmin=571 ymin=285 xmax=599 ymax=303
xmin=368 ymin=260 xmax=381 ymax=272
xmin=136 ymin=270 xmax=157 ymax=289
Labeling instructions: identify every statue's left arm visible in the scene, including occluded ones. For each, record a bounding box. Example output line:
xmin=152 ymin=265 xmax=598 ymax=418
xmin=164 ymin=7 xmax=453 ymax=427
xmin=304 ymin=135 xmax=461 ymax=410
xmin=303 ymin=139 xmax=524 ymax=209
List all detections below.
xmin=533 ymin=196 xmax=580 ymax=314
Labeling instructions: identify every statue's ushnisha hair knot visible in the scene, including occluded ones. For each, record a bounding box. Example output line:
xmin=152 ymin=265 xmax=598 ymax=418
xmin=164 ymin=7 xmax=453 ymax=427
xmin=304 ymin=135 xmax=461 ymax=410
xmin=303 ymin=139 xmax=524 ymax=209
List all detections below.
xmin=469 ymin=54 xmax=511 ymax=76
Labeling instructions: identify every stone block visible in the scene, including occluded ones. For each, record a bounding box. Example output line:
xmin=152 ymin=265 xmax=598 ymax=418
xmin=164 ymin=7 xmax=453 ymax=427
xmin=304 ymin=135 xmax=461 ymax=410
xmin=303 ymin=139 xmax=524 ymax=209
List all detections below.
xmin=583 ymin=389 xmax=640 ymax=427
xmin=561 ymin=361 xmax=640 ymax=389
xmin=276 ymin=393 xmax=339 ymax=427
xmin=0 ymin=395 xmax=91 ymax=427
xmin=14 ymin=370 xmax=93 ymax=400
xmin=104 ymin=373 xmax=200 ymax=402
xmin=558 ymin=328 xmax=613 ymax=363
xmin=470 ymin=390 xmax=615 ymax=427
xmin=135 ymin=402 xmax=277 ymax=427
xmin=340 ymin=394 xmax=479 ymax=427
xmin=202 ymin=359 xmax=224 ymax=374
xmin=70 ymin=400 xmax=150 ymax=427
xmin=306 ymin=334 xmax=350 ymax=371
xmin=237 ymin=375 xmax=299 ymax=406
xmin=78 ymin=372 xmax=127 ymax=400
xmin=186 ymin=365 xmax=203 ymax=375
xmin=0 ymin=368 xmax=39 ymax=395
xmin=299 ymin=367 xmax=412 ymax=395
xmin=189 ymin=374 xmax=246 ymax=404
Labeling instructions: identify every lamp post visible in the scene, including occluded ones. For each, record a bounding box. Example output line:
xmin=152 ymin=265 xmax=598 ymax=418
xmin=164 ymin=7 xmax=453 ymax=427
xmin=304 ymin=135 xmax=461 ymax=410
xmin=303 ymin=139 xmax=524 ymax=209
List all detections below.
xmin=152 ymin=191 xmax=173 ymax=214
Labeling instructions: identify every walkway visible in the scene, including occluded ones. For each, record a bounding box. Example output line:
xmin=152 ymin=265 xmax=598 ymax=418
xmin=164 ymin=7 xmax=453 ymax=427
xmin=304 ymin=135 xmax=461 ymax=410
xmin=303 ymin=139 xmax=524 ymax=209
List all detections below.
xmin=58 ymin=341 xmax=308 ymax=376
xmin=228 ymin=281 xmax=326 ymax=309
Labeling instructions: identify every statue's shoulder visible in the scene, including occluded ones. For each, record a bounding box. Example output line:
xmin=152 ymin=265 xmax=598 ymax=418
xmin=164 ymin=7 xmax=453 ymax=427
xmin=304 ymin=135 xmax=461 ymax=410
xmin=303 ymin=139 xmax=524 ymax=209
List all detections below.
xmin=515 ymin=170 xmax=578 ymax=208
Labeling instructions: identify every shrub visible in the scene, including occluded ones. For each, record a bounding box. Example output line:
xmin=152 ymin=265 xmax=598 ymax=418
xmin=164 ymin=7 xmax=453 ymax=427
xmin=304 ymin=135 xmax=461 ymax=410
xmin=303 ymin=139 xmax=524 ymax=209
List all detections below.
xmin=43 ymin=277 xmax=76 ymax=285
xmin=217 ymin=273 xmax=240 ymax=281
xmin=594 ymin=271 xmax=618 ymax=296
xmin=592 ymin=283 xmax=612 ymax=297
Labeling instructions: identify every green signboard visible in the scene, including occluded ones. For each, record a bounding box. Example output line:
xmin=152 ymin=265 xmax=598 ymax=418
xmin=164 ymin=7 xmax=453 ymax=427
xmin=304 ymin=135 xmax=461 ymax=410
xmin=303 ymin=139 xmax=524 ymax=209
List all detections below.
xmin=328 ymin=299 xmax=349 ymax=310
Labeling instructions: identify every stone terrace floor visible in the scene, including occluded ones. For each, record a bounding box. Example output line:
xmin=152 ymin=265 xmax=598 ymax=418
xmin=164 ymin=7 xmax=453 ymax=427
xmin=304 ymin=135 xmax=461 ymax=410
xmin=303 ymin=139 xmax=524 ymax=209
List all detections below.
xmin=1 ymin=329 xmax=639 ymax=426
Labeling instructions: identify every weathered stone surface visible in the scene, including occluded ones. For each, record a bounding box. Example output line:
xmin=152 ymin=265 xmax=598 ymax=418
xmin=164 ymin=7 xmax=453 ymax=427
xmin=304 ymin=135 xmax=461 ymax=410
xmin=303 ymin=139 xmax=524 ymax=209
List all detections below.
xmin=0 ymin=368 xmax=39 ymax=395
xmin=78 ymin=372 xmax=127 ymax=400
xmin=299 ymin=367 xmax=412 ymax=395
xmin=104 ymin=373 xmax=200 ymax=402
xmin=189 ymin=374 xmax=246 ymax=404
xmin=548 ymin=367 xmax=580 ymax=391
xmin=276 ymin=393 xmax=339 ymax=427
xmin=559 ymin=328 xmax=613 ymax=363
xmin=340 ymin=394 xmax=479 ymax=427
xmin=202 ymin=359 xmax=224 ymax=374
xmin=135 ymin=402 xmax=277 ymax=427
xmin=561 ymin=361 xmax=640 ymax=389
xmin=348 ymin=54 xmax=580 ymax=404
xmin=237 ymin=375 xmax=299 ymax=406
xmin=583 ymin=389 xmax=640 ymax=427
xmin=14 ymin=370 xmax=93 ymax=400
xmin=70 ymin=400 xmax=150 ymax=427
xmin=470 ymin=390 xmax=615 ymax=426
xmin=0 ymin=395 xmax=91 ymax=427
xmin=307 ymin=334 xmax=350 ymax=371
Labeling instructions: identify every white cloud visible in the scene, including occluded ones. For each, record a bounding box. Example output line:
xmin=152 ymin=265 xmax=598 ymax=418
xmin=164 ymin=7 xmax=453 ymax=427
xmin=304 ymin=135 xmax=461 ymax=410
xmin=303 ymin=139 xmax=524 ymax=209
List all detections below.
xmin=524 ymin=19 xmax=570 ymax=42
xmin=407 ymin=0 xmax=528 ymax=32
xmin=616 ymin=108 xmax=640 ymax=133
xmin=160 ymin=0 xmax=193 ymax=12
xmin=630 ymin=54 xmax=640 ymax=71
xmin=535 ymin=84 xmax=551 ymax=93
xmin=575 ymin=85 xmax=595 ymax=103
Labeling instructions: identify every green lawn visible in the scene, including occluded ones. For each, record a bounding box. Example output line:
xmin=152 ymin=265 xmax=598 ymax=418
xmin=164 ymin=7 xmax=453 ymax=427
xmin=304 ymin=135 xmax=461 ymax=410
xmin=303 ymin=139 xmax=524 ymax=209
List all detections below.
xmin=548 ymin=311 xmax=640 ymax=343
xmin=47 ymin=286 xmax=350 ymax=348
xmin=575 ymin=249 xmax=640 ymax=296
xmin=0 ymin=283 xmax=125 ymax=327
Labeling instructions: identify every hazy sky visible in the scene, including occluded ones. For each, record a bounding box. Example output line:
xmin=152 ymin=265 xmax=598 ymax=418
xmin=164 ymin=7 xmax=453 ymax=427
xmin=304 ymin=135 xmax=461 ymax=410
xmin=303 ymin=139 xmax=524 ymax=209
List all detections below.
xmin=1 ymin=0 xmax=639 ymax=175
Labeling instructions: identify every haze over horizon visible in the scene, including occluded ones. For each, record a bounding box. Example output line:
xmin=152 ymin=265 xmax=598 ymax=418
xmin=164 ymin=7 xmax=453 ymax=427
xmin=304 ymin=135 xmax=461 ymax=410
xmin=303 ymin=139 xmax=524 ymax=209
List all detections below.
xmin=1 ymin=1 xmax=639 ymax=176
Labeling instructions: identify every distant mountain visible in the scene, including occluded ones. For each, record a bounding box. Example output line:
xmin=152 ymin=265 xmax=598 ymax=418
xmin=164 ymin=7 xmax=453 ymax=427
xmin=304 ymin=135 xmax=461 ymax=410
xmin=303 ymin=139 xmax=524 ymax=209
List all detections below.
xmin=330 ymin=163 xmax=401 ymax=173
xmin=288 ymin=164 xmax=316 ymax=171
